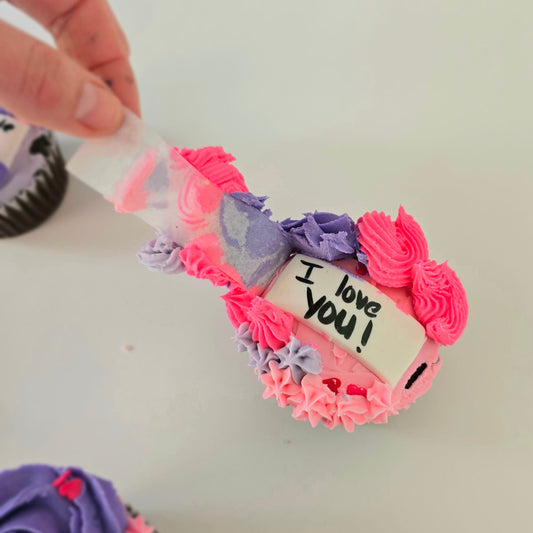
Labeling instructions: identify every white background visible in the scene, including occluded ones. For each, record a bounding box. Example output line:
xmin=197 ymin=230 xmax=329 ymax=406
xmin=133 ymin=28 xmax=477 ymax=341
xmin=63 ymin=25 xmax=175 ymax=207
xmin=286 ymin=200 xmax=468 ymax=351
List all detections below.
xmin=1 ymin=1 xmax=532 ymax=531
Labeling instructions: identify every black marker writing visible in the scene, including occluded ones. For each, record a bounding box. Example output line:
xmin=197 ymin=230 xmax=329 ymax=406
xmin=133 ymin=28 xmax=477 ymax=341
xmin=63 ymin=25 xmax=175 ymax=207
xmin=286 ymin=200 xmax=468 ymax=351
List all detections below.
xmin=334 ymin=274 xmax=381 ymax=318
xmin=295 ymin=259 xmax=323 ymax=285
xmin=297 ymin=268 xmax=382 ymax=352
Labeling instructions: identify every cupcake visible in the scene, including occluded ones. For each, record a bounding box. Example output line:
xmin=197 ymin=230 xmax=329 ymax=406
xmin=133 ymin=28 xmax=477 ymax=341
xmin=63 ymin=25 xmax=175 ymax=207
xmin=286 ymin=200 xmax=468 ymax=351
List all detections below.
xmin=68 ymin=112 xmax=468 ymax=430
xmin=0 ymin=109 xmax=68 ymax=238
xmin=0 ymin=464 xmax=157 ymax=532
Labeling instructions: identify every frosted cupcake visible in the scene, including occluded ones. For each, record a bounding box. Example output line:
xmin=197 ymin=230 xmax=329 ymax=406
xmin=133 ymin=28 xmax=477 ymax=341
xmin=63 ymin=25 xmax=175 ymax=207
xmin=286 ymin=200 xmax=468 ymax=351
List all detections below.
xmin=68 ymin=112 xmax=468 ymax=431
xmin=0 ymin=464 xmax=156 ymax=532
xmin=0 ymin=109 xmax=68 ymax=238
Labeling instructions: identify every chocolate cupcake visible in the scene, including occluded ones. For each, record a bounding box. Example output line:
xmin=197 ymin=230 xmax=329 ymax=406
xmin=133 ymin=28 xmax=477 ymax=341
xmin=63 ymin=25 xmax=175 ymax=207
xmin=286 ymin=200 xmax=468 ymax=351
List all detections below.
xmin=0 ymin=109 xmax=68 ymax=238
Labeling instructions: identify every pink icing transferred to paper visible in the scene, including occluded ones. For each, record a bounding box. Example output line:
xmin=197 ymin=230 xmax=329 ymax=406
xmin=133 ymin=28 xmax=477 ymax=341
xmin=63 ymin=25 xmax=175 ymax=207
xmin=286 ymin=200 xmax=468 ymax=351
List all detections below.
xmin=357 ymin=206 xmax=429 ymax=287
xmin=411 ymin=259 xmax=468 ymax=345
xmin=247 ymin=296 xmax=293 ymax=350
xmin=175 ymin=169 xmax=223 ymax=230
xmin=111 ymin=148 xmax=157 ymax=213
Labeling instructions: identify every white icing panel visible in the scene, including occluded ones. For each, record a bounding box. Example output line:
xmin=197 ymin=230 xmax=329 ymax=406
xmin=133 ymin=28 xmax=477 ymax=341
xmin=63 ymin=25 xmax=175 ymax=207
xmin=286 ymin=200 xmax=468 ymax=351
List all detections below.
xmin=0 ymin=116 xmax=30 ymax=168
xmin=264 ymin=254 xmax=426 ymax=386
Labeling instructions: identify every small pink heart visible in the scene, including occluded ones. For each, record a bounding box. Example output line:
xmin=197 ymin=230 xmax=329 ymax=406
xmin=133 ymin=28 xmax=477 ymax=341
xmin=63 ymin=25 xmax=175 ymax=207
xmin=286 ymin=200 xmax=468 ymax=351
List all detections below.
xmin=57 ymin=478 xmax=83 ymax=501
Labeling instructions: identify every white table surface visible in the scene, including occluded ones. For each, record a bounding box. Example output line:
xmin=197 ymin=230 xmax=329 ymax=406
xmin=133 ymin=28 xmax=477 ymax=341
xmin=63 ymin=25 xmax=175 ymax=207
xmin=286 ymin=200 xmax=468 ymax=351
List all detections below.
xmin=1 ymin=1 xmax=532 ymax=531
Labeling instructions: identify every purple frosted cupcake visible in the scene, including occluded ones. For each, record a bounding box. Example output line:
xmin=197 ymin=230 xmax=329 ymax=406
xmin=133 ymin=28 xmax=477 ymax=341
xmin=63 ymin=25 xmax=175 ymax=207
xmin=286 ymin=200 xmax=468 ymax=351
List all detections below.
xmin=0 ymin=109 xmax=68 ymax=238
xmin=0 ymin=464 xmax=157 ymax=533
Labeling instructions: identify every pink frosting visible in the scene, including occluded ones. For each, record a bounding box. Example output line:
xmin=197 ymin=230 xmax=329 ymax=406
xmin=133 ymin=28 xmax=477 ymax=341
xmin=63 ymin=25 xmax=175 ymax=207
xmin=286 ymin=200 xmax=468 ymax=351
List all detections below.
xmin=175 ymin=168 xmax=223 ymax=230
xmin=325 ymin=395 xmax=370 ymax=431
xmin=246 ymin=296 xmax=293 ymax=350
xmin=261 ymin=362 xmax=300 ymax=407
xmin=411 ymin=259 xmax=468 ymax=345
xmin=179 ymin=235 xmax=232 ymax=287
xmin=289 ymin=374 xmax=336 ymax=428
xmin=357 ymin=206 xmax=429 ymax=287
xmin=221 ymin=285 xmax=255 ymax=328
xmin=177 ymin=146 xmax=249 ymax=194
xmin=126 ymin=514 xmax=155 ymax=533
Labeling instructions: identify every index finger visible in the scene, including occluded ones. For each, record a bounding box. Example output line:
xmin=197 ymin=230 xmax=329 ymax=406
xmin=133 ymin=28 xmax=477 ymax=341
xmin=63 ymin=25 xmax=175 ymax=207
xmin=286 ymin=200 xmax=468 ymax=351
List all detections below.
xmin=9 ymin=0 xmax=140 ymax=115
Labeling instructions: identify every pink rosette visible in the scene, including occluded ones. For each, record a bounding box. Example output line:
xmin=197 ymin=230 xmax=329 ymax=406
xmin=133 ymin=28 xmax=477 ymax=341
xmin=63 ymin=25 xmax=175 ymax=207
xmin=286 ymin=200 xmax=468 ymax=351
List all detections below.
xmin=411 ymin=259 xmax=468 ymax=345
xmin=289 ymin=374 xmax=336 ymax=428
xmin=261 ymin=362 xmax=300 ymax=408
xmin=221 ymin=286 xmax=255 ymax=327
xmin=177 ymin=146 xmax=249 ymax=194
xmin=328 ymin=394 xmax=370 ymax=432
xmin=179 ymin=242 xmax=231 ymax=287
xmin=246 ymin=296 xmax=293 ymax=350
xmin=357 ymin=206 xmax=429 ymax=287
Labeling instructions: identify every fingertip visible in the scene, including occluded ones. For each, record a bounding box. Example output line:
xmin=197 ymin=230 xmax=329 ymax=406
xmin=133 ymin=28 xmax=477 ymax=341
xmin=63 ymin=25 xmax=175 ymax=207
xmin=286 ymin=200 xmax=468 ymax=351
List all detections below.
xmin=74 ymin=81 xmax=124 ymax=135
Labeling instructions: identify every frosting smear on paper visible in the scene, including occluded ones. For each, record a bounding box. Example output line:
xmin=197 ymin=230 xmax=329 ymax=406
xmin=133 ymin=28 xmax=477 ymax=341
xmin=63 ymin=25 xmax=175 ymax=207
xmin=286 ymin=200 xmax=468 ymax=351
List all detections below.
xmin=67 ymin=111 xmax=291 ymax=290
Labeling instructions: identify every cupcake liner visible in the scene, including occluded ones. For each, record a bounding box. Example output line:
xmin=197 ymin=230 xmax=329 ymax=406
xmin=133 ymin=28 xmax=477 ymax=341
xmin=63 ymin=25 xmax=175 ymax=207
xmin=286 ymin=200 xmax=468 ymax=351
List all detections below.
xmin=0 ymin=132 xmax=68 ymax=238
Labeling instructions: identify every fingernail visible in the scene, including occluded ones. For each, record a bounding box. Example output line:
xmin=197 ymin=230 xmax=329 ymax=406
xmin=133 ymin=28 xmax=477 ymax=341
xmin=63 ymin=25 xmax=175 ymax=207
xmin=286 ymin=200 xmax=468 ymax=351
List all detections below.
xmin=75 ymin=82 xmax=123 ymax=132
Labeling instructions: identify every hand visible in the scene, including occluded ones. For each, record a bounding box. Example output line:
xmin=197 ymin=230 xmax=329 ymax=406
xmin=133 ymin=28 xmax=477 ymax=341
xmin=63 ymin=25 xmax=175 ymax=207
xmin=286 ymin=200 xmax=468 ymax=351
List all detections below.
xmin=0 ymin=0 xmax=140 ymax=137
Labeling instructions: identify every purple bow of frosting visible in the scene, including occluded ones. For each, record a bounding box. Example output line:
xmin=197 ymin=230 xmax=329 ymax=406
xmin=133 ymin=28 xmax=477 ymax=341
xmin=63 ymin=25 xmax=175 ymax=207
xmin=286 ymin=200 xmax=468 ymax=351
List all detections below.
xmin=0 ymin=464 xmax=129 ymax=533
xmin=280 ymin=211 xmax=357 ymax=261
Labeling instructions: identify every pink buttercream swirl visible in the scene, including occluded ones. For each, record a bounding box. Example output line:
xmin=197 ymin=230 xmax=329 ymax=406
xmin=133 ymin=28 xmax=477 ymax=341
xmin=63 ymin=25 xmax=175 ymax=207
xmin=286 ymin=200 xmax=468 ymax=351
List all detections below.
xmin=357 ymin=206 xmax=429 ymax=287
xmin=246 ymin=296 xmax=293 ymax=350
xmin=176 ymin=171 xmax=222 ymax=229
xmin=411 ymin=259 xmax=468 ymax=345
xmin=261 ymin=362 xmax=300 ymax=408
xmin=177 ymin=146 xmax=249 ymax=194
xmin=289 ymin=374 xmax=336 ymax=428
xmin=221 ymin=285 xmax=255 ymax=328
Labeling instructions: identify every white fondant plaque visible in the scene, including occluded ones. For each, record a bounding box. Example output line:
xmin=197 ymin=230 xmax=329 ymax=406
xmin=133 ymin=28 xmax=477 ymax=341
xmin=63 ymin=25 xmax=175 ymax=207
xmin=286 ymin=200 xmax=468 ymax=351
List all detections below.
xmin=0 ymin=115 xmax=30 ymax=168
xmin=264 ymin=254 xmax=426 ymax=386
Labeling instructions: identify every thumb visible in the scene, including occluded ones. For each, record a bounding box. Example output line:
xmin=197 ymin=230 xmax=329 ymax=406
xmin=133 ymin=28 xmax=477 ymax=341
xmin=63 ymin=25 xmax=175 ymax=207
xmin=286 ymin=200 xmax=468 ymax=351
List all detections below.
xmin=0 ymin=19 xmax=123 ymax=137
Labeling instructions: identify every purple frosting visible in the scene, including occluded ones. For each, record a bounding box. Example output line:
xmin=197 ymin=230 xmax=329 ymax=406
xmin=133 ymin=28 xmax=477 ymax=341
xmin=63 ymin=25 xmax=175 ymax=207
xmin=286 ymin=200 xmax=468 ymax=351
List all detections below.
xmin=280 ymin=211 xmax=357 ymax=261
xmin=274 ymin=337 xmax=322 ymax=385
xmin=0 ymin=464 xmax=129 ymax=533
xmin=230 ymin=192 xmax=272 ymax=218
xmin=235 ymin=324 xmax=322 ymax=383
xmin=234 ymin=322 xmax=256 ymax=353
xmin=234 ymin=322 xmax=280 ymax=376
xmin=137 ymin=233 xmax=185 ymax=274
